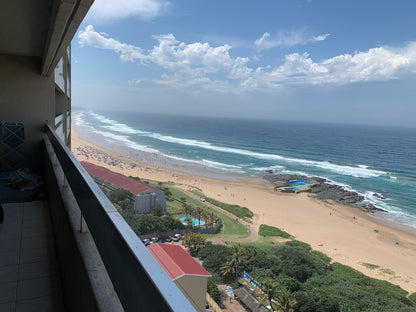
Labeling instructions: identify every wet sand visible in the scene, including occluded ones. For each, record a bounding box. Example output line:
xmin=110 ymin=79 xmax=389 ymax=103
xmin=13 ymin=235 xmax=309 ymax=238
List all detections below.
xmin=71 ymin=125 xmax=416 ymax=293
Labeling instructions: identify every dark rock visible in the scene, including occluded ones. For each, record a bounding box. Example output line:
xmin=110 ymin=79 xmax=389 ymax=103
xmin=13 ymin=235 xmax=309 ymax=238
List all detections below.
xmin=356 ymin=203 xmax=387 ymax=213
xmin=263 ymin=173 xmax=385 ymax=213
xmin=373 ymin=193 xmax=386 ymax=200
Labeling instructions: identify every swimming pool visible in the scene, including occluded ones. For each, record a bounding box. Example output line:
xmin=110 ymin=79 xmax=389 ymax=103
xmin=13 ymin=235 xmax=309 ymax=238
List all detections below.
xmin=178 ymin=216 xmax=206 ymax=226
xmin=289 ymin=180 xmax=312 ymax=186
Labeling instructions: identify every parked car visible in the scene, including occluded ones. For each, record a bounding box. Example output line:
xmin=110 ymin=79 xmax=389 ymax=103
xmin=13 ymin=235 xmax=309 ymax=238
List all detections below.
xmin=142 ymin=239 xmax=150 ymax=246
xmin=151 ymin=237 xmax=159 ymax=243
xmin=173 ymin=233 xmax=182 ymax=242
xmin=164 ymin=236 xmax=173 ymax=242
xmin=200 ymin=197 xmax=206 ymax=202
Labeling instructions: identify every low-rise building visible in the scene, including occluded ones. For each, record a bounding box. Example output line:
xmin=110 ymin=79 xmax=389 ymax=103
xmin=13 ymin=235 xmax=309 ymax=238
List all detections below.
xmin=148 ymin=243 xmax=211 ymax=312
xmin=81 ymin=161 xmax=167 ymax=214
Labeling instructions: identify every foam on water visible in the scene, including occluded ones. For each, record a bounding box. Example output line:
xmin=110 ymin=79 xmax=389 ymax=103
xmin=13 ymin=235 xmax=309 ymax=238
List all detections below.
xmin=93 ymin=130 xmax=159 ymax=154
xmin=251 ymin=165 xmax=286 ymax=172
xmin=76 ymin=111 xmax=416 ymax=228
xmin=85 ymin=112 xmax=389 ymax=179
xmin=73 ymin=112 xmax=86 ymax=126
xmin=201 ymin=159 xmax=242 ymax=169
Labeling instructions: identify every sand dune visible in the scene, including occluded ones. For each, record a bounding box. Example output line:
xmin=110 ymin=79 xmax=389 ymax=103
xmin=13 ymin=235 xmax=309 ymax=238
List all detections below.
xmin=71 ymin=126 xmax=416 ymax=293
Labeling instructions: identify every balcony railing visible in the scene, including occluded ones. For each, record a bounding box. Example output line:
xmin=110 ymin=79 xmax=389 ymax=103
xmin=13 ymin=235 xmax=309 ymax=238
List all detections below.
xmin=44 ymin=124 xmax=195 ymax=311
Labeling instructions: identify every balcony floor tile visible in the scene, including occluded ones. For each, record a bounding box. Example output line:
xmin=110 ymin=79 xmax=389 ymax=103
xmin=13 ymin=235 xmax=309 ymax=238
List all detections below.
xmin=0 ymin=201 xmax=66 ymax=311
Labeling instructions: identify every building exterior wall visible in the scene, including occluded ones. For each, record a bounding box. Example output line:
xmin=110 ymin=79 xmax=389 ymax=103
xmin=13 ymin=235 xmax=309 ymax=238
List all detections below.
xmin=0 ymin=49 xmax=71 ymax=172
xmin=174 ymin=275 xmax=208 ymax=312
xmin=0 ymin=54 xmax=54 ymax=171
xmin=134 ymin=189 xmax=167 ymax=214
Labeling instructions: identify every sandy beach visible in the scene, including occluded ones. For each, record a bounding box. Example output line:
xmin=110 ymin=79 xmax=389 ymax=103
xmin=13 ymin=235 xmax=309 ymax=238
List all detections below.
xmin=71 ymin=125 xmax=416 ymax=294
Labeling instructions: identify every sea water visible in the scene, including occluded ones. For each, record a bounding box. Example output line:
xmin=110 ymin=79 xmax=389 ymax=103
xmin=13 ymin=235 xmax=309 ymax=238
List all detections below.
xmin=74 ymin=110 xmax=416 ymax=228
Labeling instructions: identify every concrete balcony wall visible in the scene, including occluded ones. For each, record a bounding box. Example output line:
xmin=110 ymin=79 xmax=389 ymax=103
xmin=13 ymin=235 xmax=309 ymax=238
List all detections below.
xmin=44 ymin=127 xmax=196 ymax=312
xmin=44 ymin=138 xmax=123 ymax=312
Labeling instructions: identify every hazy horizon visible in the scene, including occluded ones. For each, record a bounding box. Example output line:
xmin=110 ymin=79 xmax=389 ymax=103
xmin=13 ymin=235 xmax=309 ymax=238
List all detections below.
xmin=72 ymin=0 xmax=416 ymax=128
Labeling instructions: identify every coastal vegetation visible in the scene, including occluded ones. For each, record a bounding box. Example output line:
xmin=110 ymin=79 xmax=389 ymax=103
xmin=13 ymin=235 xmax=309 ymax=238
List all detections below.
xmin=120 ymin=212 xmax=184 ymax=235
xmin=107 ymin=188 xmax=132 ymax=211
xmin=101 ymin=178 xmax=414 ymax=310
xmin=103 ymin=180 xmax=250 ymax=238
xmin=192 ymin=190 xmax=253 ymax=221
xmin=150 ymin=181 xmax=250 ymax=238
xmin=259 ymin=224 xmax=293 ymax=239
xmin=198 ymin=242 xmax=415 ymax=312
xmin=183 ymin=232 xmax=206 ymax=256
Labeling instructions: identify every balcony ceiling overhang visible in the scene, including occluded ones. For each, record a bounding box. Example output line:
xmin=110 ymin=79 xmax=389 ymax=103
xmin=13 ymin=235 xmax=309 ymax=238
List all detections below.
xmin=0 ymin=0 xmax=94 ymax=76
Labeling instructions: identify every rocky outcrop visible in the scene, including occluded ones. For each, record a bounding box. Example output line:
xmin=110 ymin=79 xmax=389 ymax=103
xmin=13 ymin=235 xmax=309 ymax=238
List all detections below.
xmin=309 ymin=183 xmax=364 ymax=204
xmin=263 ymin=174 xmax=386 ymax=213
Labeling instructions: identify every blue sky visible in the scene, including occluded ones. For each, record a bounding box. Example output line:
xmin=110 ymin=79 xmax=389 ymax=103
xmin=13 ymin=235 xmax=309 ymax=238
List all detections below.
xmin=72 ymin=0 xmax=416 ymax=127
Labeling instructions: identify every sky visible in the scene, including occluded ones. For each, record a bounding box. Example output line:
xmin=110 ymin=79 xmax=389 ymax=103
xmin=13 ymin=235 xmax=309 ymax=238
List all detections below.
xmin=72 ymin=0 xmax=416 ymax=127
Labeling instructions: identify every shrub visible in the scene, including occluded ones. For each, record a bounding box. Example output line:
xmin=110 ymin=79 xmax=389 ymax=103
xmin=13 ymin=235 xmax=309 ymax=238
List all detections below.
xmin=259 ymin=224 xmax=292 ymax=238
xmin=150 ymin=204 xmax=164 ymax=216
xmin=108 ymin=188 xmax=131 ymax=203
xmin=285 ymin=240 xmax=312 ymax=252
xmin=311 ymin=251 xmax=331 ymax=264
xmin=121 ymin=212 xmax=184 ymax=235
xmin=199 ymin=243 xmax=232 ymax=276
xmin=207 ymin=278 xmax=221 ymax=303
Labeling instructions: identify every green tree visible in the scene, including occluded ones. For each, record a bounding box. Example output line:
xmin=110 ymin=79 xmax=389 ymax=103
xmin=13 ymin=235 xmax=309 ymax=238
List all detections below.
xmin=220 ymin=245 xmax=247 ymax=283
xmin=196 ymin=207 xmax=203 ymax=229
xmin=207 ymin=278 xmax=221 ymax=303
xmin=259 ymin=279 xmax=279 ymax=312
xmin=274 ymin=289 xmax=297 ymax=312
xmin=183 ymin=232 xmax=206 ymax=256
xmin=183 ymin=203 xmax=191 ymax=218
xmin=108 ymin=188 xmax=131 ymax=203
xmin=150 ymin=204 xmax=164 ymax=216
xmin=199 ymin=243 xmax=232 ymax=276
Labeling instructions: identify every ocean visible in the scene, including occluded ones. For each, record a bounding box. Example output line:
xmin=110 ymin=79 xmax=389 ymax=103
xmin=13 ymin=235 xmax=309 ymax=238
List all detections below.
xmin=74 ymin=110 xmax=416 ymax=228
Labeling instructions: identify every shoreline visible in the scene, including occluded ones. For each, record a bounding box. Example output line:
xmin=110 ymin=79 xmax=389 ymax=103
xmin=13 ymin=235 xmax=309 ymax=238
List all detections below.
xmin=71 ymin=125 xmax=416 ymax=293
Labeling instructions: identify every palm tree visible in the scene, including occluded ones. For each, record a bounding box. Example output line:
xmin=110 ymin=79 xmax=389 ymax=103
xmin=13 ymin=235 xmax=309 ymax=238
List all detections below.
xmin=183 ymin=203 xmax=190 ymax=218
xmin=209 ymin=212 xmax=215 ymax=225
xmin=203 ymin=211 xmax=209 ymax=228
xmin=259 ymin=279 xmax=279 ymax=312
xmin=196 ymin=207 xmax=203 ymax=229
xmin=274 ymin=289 xmax=297 ymax=312
xmin=220 ymin=245 xmax=246 ymax=283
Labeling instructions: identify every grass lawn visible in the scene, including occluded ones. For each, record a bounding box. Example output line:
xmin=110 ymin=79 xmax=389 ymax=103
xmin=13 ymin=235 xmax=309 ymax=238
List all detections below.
xmin=145 ymin=181 xmax=250 ymax=239
xmin=210 ymin=209 xmax=250 ymax=239
xmin=191 ymin=190 xmax=253 ymax=221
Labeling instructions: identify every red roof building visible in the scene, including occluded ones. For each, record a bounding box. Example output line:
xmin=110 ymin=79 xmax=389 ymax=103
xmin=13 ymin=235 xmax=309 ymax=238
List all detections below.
xmin=148 ymin=243 xmax=211 ymax=311
xmin=81 ymin=161 xmax=166 ymax=214
xmin=81 ymin=161 xmax=156 ymax=195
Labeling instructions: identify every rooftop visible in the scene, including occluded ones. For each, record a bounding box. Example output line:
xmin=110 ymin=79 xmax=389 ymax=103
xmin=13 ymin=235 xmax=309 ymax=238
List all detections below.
xmin=148 ymin=243 xmax=211 ymax=281
xmin=81 ymin=161 xmax=156 ymax=195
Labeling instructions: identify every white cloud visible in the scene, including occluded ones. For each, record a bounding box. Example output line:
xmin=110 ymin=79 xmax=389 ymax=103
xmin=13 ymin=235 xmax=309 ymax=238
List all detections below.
xmin=128 ymin=78 xmax=142 ymax=85
xmin=77 ymin=25 xmax=416 ymax=92
xmin=78 ymin=25 xmax=145 ymax=62
xmin=312 ymin=33 xmax=331 ymax=42
xmin=88 ymin=0 xmax=170 ymax=21
xmin=254 ymin=29 xmax=330 ymax=50
xmin=78 ymin=25 xmax=251 ymax=80
xmin=250 ymin=44 xmax=416 ymax=88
